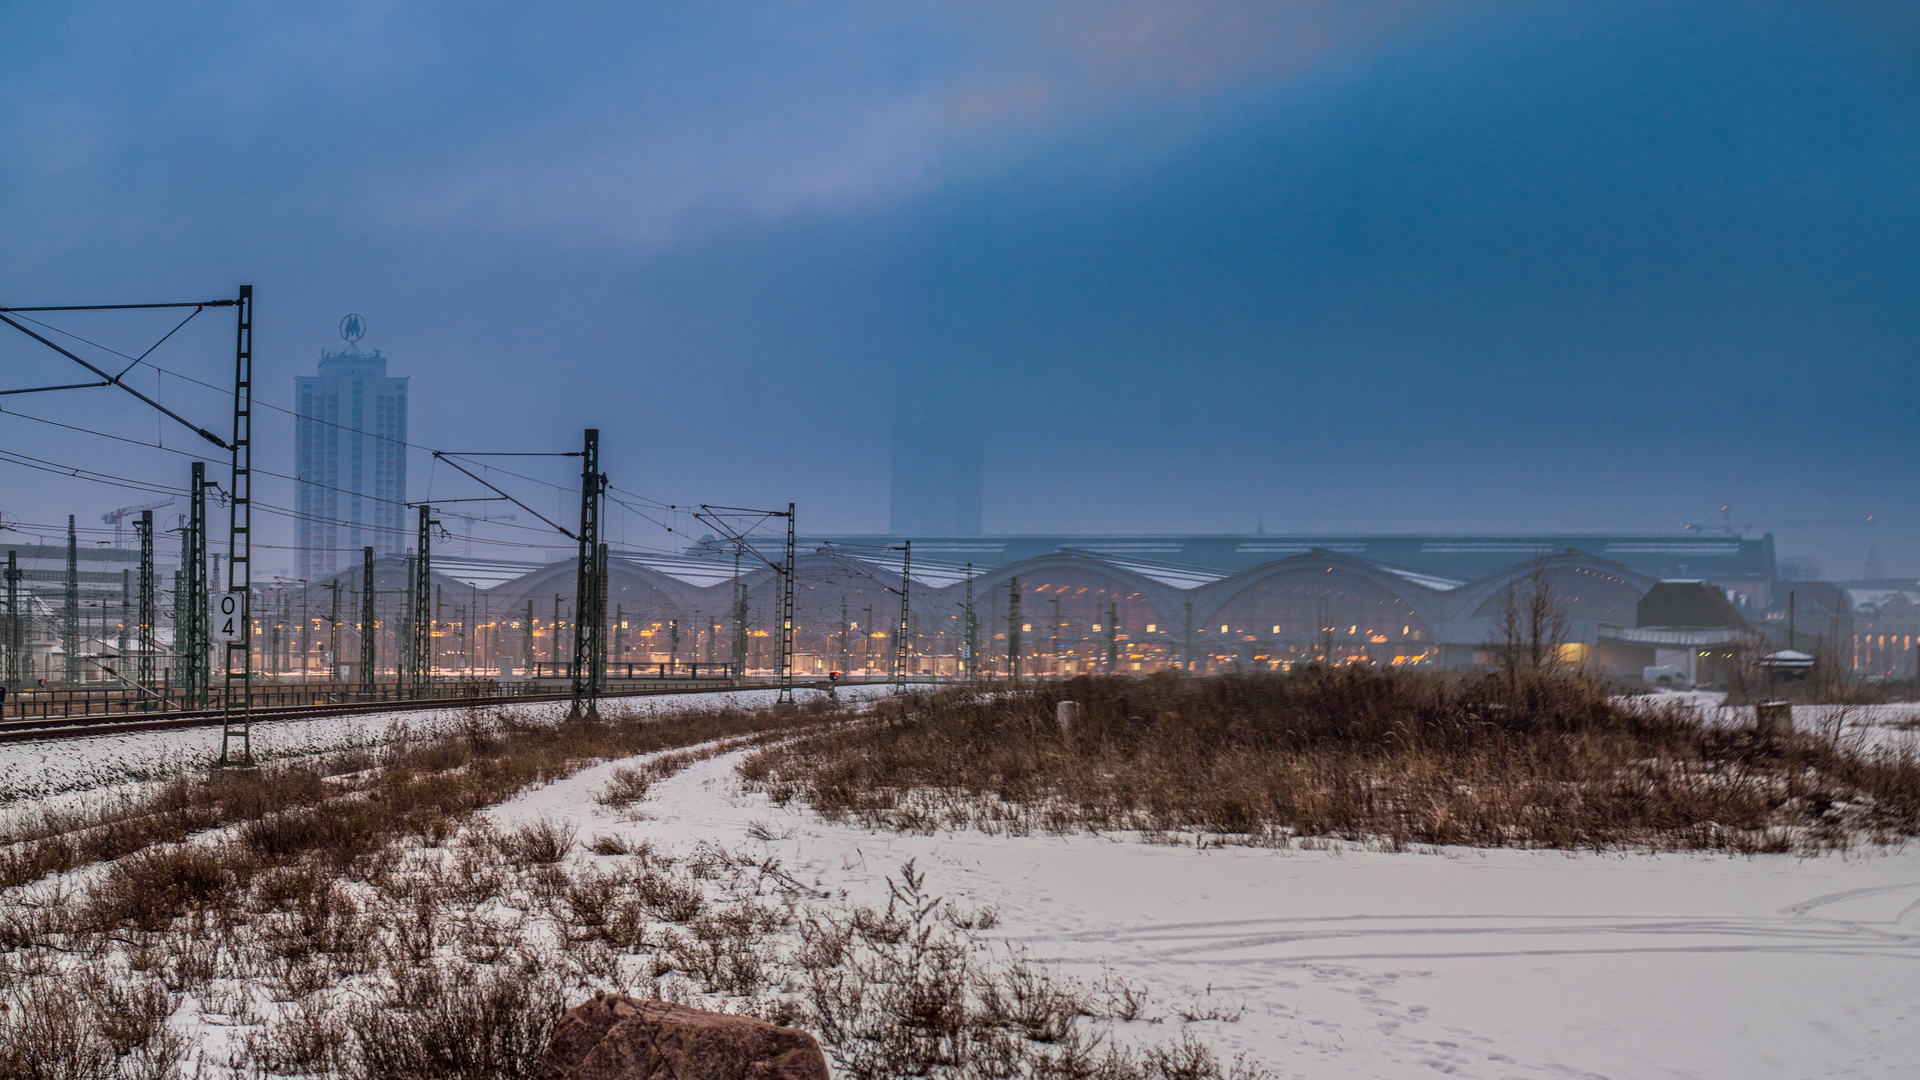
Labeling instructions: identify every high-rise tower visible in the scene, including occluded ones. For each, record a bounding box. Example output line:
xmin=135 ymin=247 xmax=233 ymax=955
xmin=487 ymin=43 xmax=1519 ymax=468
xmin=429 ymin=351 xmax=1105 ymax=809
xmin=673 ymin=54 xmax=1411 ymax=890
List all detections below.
xmin=294 ymin=314 xmax=408 ymax=580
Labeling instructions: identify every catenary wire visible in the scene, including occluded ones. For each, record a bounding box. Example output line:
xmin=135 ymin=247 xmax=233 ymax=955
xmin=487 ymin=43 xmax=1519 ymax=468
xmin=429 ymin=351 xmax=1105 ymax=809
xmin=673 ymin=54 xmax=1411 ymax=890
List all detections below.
xmin=0 ymin=408 xmax=613 ymax=543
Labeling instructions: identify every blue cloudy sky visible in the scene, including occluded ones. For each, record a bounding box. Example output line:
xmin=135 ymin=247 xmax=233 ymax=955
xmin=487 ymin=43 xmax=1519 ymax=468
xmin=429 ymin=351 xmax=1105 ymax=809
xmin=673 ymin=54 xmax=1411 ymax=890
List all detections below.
xmin=1 ymin=1 xmax=1915 ymax=576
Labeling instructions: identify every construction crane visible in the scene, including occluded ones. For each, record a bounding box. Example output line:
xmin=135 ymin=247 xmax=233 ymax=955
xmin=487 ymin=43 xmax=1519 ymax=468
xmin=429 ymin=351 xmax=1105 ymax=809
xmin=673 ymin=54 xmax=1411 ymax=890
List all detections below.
xmin=1684 ymin=506 xmax=1873 ymax=534
xmin=102 ymin=498 xmax=174 ymax=546
xmin=452 ymin=512 xmax=517 ymax=557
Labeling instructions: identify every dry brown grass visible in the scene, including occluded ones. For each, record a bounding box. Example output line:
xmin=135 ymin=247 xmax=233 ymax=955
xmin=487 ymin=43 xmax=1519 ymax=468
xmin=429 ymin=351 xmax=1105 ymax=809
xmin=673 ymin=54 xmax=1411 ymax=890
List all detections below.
xmin=0 ymin=973 xmax=189 ymax=1080
xmin=2 ymin=698 xmax=837 ymax=898
xmin=797 ymin=861 xmax=1266 ymax=1080
xmin=0 ymin=697 xmax=847 ymax=1078
xmin=0 ymin=690 xmax=1278 ymax=1079
xmin=348 ymin=959 xmax=565 ymax=1080
xmin=742 ymin=670 xmax=1920 ymax=852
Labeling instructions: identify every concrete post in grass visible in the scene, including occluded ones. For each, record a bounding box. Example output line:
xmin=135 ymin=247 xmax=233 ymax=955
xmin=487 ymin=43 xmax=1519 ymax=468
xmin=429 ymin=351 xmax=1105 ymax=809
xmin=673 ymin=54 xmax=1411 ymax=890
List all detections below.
xmin=1756 ymin=700 xmax=1792 ymax=738
xmin=1057 ymin=700 xmax=1080 ymax=737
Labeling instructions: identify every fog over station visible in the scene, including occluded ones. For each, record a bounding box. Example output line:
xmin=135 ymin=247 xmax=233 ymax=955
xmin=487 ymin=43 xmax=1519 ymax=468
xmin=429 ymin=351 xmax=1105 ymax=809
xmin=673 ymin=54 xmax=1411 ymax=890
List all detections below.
xmin=2 ymin=2 xmax=1916 ymax=688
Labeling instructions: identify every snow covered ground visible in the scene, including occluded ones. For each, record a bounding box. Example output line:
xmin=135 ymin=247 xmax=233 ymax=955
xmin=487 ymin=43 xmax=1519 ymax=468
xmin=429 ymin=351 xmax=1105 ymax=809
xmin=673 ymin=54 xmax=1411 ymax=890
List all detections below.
xmin=1642 ymin=690 xmax=1920 ymax=756
xmin=5 ymin=686 xmax=1917 ymax=1077
xmin=7 ymin=686 xmax=1908 ymax=809
xmin=493 ymin=745 xmax=1920 ymax=1079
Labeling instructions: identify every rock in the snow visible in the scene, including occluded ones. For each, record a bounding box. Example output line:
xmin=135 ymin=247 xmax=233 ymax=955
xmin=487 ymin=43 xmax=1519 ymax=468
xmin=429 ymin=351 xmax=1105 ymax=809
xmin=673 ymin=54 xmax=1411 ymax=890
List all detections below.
xmin=539 ymin=994 xmax=828 ymax=1080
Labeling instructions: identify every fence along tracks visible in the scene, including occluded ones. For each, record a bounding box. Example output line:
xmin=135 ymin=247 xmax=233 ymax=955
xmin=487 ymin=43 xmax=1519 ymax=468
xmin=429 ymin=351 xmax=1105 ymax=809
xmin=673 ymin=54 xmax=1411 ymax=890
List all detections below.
xmin=0 ymin=676 xmax=914 ymax=744
xmin=0 ymin=681 xmax=741 ymax=744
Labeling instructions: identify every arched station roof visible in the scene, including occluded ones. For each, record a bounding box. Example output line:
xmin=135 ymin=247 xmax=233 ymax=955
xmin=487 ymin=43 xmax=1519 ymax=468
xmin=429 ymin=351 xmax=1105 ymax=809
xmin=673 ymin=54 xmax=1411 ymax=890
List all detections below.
xmin=390 ymin=544 xmax=1683 ymax=660
xmin=1443 ymin=550 xmax=1659 ymax=624
xmin=1189 ymin=551 xmax=1461 ymax=631
xmin=950 ymin=552 xmax=1182 ymax=628
xmin=485 ymin=556 xmax=706 ymax=619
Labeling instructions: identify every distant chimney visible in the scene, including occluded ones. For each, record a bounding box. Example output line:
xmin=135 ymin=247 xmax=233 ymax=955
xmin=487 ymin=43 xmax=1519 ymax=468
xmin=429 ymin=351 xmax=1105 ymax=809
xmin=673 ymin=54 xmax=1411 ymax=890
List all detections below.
xmin=889 ymin=402 xmax=981 ymax=536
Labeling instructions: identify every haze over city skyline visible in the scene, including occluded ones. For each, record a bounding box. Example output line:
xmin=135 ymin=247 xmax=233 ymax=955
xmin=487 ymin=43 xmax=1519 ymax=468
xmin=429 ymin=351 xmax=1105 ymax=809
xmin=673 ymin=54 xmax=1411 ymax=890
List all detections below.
xmin=2 ymin=2 xmax=1914 ymax=579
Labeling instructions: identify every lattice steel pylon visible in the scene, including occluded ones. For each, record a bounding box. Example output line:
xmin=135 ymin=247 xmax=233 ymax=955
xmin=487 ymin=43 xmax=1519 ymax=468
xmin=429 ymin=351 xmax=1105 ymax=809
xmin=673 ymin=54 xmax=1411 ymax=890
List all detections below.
xmin=359 ymin=547 xmax=376 ymax=700
xmin=177 ymin=462 xmax=210 ymax=707
xmin=400 ymin=556 xmax=415 ymax=689
xmin=324 ymin=581 xmax=340 ymax=680
xmin=594 ymin=542 xmax=609 ymax=690
xmin=776 ymin=504 xmax=796 ymax=705
xmin=219 ymin=286 xmax=254 ymax=767
xmin=1007 ymin=577 xmax=1022 ymax=682
xmin=135 ymin=511 xmax=156 ymax=699
xmin=730 ymin=548 xmax=748 ymax=683
xmin=964 ymin=563 xmax=977 ymax=684
xmin=521 ymin=599 xmax=534 ymax=679
xmin=63 ymin=516 xmax=78 ymax=685
xmin=569 ymin=429 xmax=606 ymax=719
xmin=0 ymin=288 xmax=242 ymax=714
xmin=4 ymin=550 xmax=20 ymax=689
xmin=1106 ymin=600 xmax=1119 ymax=674
xmin=404 ymin=505 xmax=437 ymax=697
xmin=892 ymin=538 xmax=910 ymax=693
xmin=692 ymin=503 xmax=794 ymax=696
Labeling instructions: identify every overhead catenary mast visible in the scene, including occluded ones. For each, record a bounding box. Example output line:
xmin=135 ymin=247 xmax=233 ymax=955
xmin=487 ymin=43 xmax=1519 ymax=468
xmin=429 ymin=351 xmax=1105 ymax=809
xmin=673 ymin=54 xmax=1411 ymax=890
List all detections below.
xmin=322 ymin=579 xmax=340 ymax=681
xmin=838 ymin=596 xmax=850 ymax=674
xmin=403 ymin=504 xmax=438 ymax=697
xmin=569 ymin=429 xmax=606 ymax=718
xmin=427 ymin=431 xmax=607 ymax=715
xmin=219 ymin=285 xmax=254 ymax=766
xmin=692 ymin=503 xmax=797 ymax=701
xmin=731 ymin=547 xmax=748 ymax=682
xmin=1007 ymin=577 xmax=1022 ymax=682
xmin=359 ymin=547 xmax=376 ymax=700
xmin=63 ymin=516 xmax=78 ymax=684
xmin=180 ymin=461 xmax=210 ymax=708
xmin=135 ymin=510 xmax=156 ymax=698
xmin=4 ymin=551 xmax=20 ymax=689
xmin=964 ymin=563 xmax=977 ymax=683
xmin=778 ymin=504 xmax=795 ymax=704
xmin=0 ymin=288 xmax=246 ymax=732
xmin=894 ymin=539 xmax=911 ymax=691
xmin=523 ymin=599 xmax=535 ymax=678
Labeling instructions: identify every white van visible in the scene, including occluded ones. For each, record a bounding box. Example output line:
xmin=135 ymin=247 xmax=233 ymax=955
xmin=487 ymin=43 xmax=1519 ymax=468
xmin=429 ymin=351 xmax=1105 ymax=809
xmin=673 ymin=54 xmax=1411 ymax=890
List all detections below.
xmin=1643 ymin=664 xmax=1693 ymax=690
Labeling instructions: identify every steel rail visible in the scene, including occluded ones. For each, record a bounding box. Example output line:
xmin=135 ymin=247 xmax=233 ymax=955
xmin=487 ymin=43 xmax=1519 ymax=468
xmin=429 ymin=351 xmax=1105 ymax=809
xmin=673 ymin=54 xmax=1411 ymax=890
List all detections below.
xmin=0 ymin=678 xmax=909 ymax=744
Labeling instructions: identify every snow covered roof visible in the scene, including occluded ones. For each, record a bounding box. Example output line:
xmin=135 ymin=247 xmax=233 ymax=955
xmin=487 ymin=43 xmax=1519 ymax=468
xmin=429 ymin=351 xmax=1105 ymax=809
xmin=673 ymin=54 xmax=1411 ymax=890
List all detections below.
xmin=433 ymin=556 xmax=550 ymax=589
xmin=615 ymin=553 xmax=750 ymax=588
xmin=800 ymin=531 xmax=1775 ymax=581
xmin=1055 ymin=549 xmax=1226 ymax=589
xmin=1847 ymin=588 xmax=1920 ymax=614
xmin=1370 ymin=564 xmax=1466 ymax=593
xmin=814 ymin=547 xmax=979 ymax=589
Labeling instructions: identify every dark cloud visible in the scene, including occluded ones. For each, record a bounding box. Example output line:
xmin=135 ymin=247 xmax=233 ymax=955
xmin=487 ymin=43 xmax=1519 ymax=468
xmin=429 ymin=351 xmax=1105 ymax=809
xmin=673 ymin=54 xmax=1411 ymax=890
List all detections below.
xmin=0 ymin=1 xmax=1912 ymax=576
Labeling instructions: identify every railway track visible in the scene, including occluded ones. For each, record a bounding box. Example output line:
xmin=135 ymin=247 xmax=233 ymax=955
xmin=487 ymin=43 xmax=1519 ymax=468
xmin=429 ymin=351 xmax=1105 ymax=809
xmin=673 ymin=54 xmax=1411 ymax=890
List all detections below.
xmin=0 ymin=680 xmax=758 ymax=744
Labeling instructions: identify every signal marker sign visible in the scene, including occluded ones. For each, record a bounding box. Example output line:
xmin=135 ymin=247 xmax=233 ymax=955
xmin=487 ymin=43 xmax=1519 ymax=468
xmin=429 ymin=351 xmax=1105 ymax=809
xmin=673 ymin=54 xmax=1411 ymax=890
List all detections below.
xmin=214 ymin=592 xmax=247 ymax=643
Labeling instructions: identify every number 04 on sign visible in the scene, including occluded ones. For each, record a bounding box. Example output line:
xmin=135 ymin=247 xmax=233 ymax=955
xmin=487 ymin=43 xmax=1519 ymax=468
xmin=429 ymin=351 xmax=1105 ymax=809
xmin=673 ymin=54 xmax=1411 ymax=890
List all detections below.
xmin=214 ymin=592 xmax=248 ymax=643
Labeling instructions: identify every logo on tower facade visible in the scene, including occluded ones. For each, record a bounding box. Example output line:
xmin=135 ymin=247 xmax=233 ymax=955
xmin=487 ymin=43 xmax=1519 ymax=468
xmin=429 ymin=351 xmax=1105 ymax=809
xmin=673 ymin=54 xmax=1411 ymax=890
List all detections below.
xmin=339 ymin=313 xmax=366 ymax=343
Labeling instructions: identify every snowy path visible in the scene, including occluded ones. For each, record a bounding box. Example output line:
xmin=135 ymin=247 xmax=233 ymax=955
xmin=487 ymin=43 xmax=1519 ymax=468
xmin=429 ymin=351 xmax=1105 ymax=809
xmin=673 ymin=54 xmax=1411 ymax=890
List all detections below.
xmin=492 ymin=746 xmax=1920 ymax=1079
xmin=1644 ymin=691 xmax=1920 ymax=757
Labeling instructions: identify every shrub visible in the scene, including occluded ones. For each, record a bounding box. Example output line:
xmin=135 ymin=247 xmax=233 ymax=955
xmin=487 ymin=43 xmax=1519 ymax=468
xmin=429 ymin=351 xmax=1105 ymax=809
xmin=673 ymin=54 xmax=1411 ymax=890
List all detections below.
xmin=350 ymin=961 xmax=567 ymax=1080
xmin=743 ymin=671 xmax=1920 ymax=852
xmin=86 ymin=844 xmax=246 ymax=932
xmin=501 ymin=817 xmax=578 ymax=865
xmin=798 ymin=862 xmax=1268 ymax=1080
